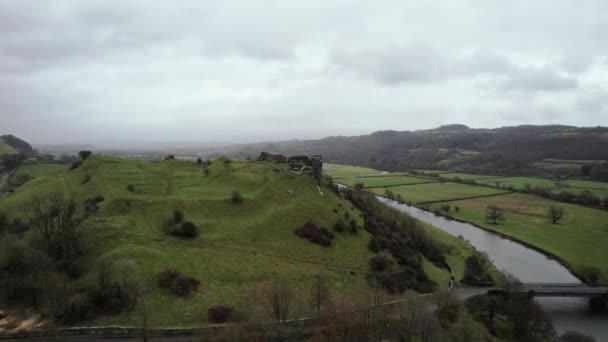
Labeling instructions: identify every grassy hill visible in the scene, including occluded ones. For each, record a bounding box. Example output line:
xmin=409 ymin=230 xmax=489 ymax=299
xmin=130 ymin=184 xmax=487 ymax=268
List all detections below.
xmin=1 ymin=156 xmax=381 ymax=327
xmin=0 ymin=138 xmax=17 ymax=155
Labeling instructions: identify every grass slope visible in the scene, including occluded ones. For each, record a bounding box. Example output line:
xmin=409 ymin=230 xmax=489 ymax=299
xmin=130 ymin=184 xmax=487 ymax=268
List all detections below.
xmin=1 ymin=156 xmax=376 ymax=327
xmin=430 ymin=193 xmax=608 ymax=283
xmin=14 ymin=163 xmax=69 ymax=178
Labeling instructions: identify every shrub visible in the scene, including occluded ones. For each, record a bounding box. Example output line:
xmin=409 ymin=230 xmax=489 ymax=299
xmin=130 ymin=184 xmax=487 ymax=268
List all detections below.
xmin=84 ymin=195 xmax=105 ymax=213
xmin=179 ymin=221 xmax=199 ymax=238
xmin=171 ymin=275 xmax=201 ymax=296
xmin=333 ymin=220 xmax=345 ymax=232
xmin=368 ymin=238 xmax=383 ymax=253
xmin=349 ymin=219 xmax=358 ymax=235
xmin=158 ymin=268 xmax=200 ymax=296
xmin=158 ymin=267 xmax=179 ymax=287
xmin=223 ymin=158 xmax=232 ymax=167
xmin=231 ymin=191 xmax=243 ymax=204
xmin=294 ymin=222 xmax=334 ymax=247
xmin=69 ymin=161 xmax=82 ymax=170
xmin=579 ymin=266 xmax=601 ymax=285
xmin=369 ymin=254 xmax=393 ymax=272
xmin=207 ymin=305 xmax=236 ymax=323
xmin=127 ymin=184 xmax=135 ymax=192
xmin=81 ymin=174 xmax=92 ymax=184
xmin=78 ymin=150 xmax=92 ymax=160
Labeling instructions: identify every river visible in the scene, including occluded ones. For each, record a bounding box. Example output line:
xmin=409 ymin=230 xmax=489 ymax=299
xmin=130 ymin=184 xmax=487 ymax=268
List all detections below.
xmin=375 ymin=196 xmax=608 ymax=339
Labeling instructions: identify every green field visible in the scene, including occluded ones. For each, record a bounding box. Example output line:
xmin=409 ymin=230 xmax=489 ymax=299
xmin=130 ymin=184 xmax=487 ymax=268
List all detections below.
xmin=439 ymin=172 xmax=497 ymax=180
xmin=14 ymin=163 xmax=69 ymax=178
xmin=371 ymin=182 xmax=510 ymax=204
xmin=430 ymin=193 xmax=608 ymax=283
xmin=324 ymin=163 xmax=383 ymax=178
xmin=476 ymin=177 xmax=608 ymax=198
xmin=336 ymin=175 xmax=437 ymax=188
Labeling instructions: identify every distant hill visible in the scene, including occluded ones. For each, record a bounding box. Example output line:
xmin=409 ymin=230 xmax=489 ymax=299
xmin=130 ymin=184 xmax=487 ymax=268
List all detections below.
xmin=0 ymin=134 xmax=34 ymax=155
xmin=219 ymin=125 xmax=608 ymax=179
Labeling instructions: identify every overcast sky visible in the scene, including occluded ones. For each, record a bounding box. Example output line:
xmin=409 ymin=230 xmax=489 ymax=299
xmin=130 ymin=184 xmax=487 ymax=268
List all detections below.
xmin=1 ymin=0 xmax=608 ymax=145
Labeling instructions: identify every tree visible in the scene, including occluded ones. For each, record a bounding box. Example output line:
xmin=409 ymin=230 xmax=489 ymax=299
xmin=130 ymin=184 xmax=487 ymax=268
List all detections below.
xmin=1 ymin=153 xmax=25 ymax=169
xmin=223 ymin=158 xmax=232 ymax=167
xmin=266 ymin=281 xmax=295 ymax=323
xmin=496 ymin=272 xmax=521 ymax=295
xmin=310 ymin=275 xmax=330 ymax=313
xmin=485 ymin=205 xmax=505 ymax=224
xmin=197 ymin=158 xmax=202 ymax=165
xmin=463 ymin=251 xmax=492 ymax=283
xmin=25 ymin=193 xmax=82 ymax=269
xmin=546 ymin=206 xmax=566 ymax=224
xmin=78 ymin=150 xmax=92 ymax=160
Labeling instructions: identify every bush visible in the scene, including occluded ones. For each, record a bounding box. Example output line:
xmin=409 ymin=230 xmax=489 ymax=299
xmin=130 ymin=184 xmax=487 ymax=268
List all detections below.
xmin=368 ymin=238 xmax=382 ymax=253
xmin=333 ymin=220 xmax=345 ymax=232
xmin=158 ymin=268 xmax=200 ymax=296
xmin=369 ymin=254 xmax=392 ymax=272
xmin=179 ymin=221 xmax=199 ymax=238
xmin=294 ymin=222 xmax=334 ymax=247
xmin=84 ymin=195 xmax=105 ymax=213
xmin=207 ymin=305 xmax=236 ymax=323
xmin=171 ymin=275 xmax=200 ymax=296
xmin=579 ymin=266 xmax=601 ymax=285
xmin=127 ymin=184 xmax=135 ymax=192
xmin=158 ymin=267 xmax=179 ymax=287
xmin=81 ymin=174 xmax=92 ymax=184
xmin=231 ymin=191 xmax=243 ymax=204
xmin=349 ymin=219 xmax=358 ymax=235
xmin=78 ymin=150 xmax=92 ymax=160
xmin=69 ymin=161 xmax=82 ymax=170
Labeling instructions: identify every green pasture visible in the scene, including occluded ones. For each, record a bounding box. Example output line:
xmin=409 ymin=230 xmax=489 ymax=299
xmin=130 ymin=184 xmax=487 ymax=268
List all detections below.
xmin=372 ymin=182 xmax=510 ymax=204
xmin=430 ymin=193 xmax=608 ymax=284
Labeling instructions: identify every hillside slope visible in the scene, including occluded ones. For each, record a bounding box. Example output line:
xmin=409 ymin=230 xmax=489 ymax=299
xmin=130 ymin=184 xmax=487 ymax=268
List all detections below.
xmin=0 ymin=135 xmax=33 ymax=155
xmin=0 ymin=156 xmax=377 ymax=327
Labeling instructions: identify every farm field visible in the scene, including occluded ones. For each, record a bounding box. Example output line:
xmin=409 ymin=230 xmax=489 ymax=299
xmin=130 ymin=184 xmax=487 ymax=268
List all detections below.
xmin=324 ymin=163 xmax=383 ymax=178
xmin=439 ymin=172 xmax=497 ymax=180
xmin=476 ymin=177 xmax=608 ymax=199
xmin=336 ymin=175 xmax=437 ymax=188
xmin=430 ymin=193 xmax=608 ymax=283
xmin=371 ymin=182 xmax=510 ymax=204
xmin=14 ymin=163 xmax=69 ymax=178
xmin=475 ymin=177 xmax=556 ymax=189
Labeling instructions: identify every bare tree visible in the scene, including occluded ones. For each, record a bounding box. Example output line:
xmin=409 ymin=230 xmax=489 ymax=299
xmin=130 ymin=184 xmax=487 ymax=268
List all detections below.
xmin=24 ymin=193 xmax=81 ymax=267
xmin=485 ymin=205 xmax=505 ymax=224
xmin=546 ymin=206 xmax=566 ymax=224
xmin=310 ymin=275 xmax=330 ymax=313
xmin=266 ymin=282 xmax=295 ymax=323
xmin=497 ymin=272 xmax=521 ymax=296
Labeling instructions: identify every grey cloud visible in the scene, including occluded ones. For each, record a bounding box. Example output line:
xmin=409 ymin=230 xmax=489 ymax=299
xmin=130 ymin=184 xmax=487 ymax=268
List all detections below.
xmin=500 ymin=67 xmax=578 ymax=92
xmin=0 ymin=0 xmax=607 ymax=144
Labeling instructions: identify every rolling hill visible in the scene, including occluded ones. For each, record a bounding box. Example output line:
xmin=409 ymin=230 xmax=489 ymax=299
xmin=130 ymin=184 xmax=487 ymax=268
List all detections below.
xmin=0 ymin=135 xmax=33 ymax=155
xmin=1 ymin=155 xmax=379 ymax=327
